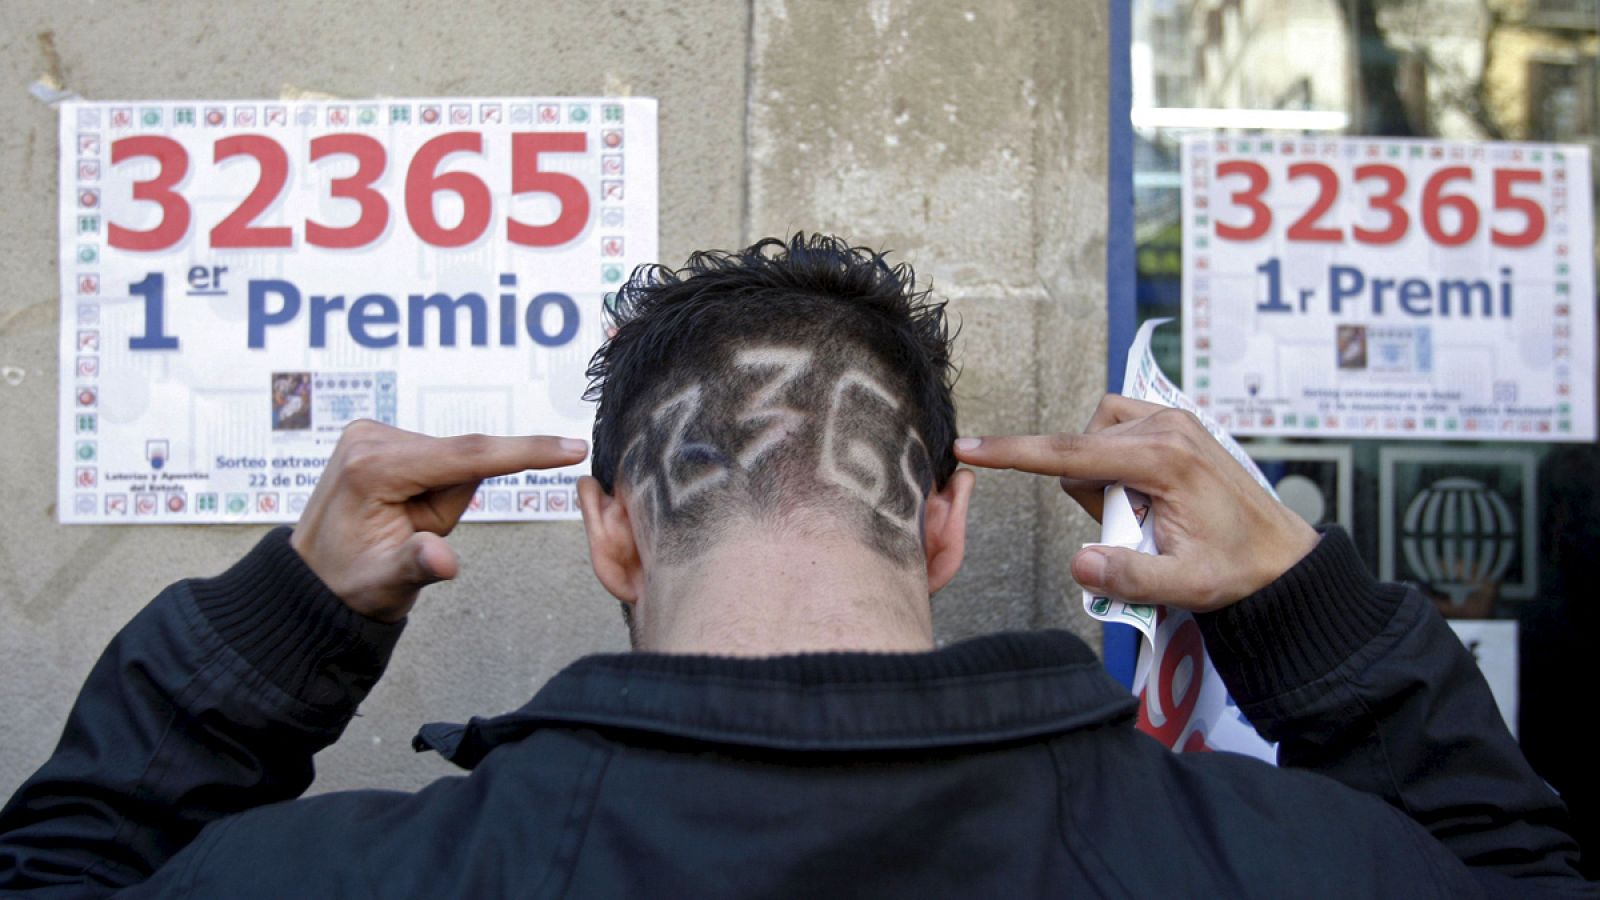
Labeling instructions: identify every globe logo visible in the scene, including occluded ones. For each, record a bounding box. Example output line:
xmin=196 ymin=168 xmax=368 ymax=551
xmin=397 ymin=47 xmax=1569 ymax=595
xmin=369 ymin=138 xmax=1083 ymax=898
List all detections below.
xmin=1400 ymin=477 xmax=1516 ymax=606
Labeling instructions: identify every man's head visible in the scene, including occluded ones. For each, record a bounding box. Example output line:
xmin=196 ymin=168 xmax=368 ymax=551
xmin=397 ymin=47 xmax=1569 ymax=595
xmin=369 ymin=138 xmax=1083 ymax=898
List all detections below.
xmin=576 ymin=234 xmax=974 ymax=651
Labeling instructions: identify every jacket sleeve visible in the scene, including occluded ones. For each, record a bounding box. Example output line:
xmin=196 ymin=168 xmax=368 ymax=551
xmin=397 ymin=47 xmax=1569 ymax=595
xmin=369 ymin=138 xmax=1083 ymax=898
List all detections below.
xmin=0 ymin=527 xmax=404 ymax=896
xmin=1197 ymin=527 xmax=1588 ymax=889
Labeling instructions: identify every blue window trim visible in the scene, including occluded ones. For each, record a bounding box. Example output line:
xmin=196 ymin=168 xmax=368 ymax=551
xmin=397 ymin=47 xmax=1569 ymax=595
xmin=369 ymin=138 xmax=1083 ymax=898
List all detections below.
xmin=1103 ymin=0 xmax=1140 ymax=689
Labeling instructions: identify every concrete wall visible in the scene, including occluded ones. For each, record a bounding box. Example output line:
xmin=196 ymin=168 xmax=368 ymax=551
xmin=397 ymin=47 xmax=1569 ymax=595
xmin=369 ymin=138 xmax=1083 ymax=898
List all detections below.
xmin=0 ymin=0 xmax=1109 ymax=795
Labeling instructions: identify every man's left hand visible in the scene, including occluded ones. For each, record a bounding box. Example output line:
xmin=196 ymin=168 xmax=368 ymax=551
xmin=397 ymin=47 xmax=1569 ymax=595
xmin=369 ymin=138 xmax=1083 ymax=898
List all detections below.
xmin=290 ymin=421 xmax=589 ymax=622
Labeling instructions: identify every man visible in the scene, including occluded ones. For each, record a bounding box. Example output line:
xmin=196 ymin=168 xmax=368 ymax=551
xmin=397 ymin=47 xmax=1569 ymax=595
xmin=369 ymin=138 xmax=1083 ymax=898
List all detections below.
xmin=0 ymin=235 xmax=1589 ymax=896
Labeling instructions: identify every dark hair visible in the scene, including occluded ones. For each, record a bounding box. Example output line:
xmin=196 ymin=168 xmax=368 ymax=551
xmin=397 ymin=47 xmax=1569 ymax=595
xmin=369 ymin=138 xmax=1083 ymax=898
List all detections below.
xmin=585 ymin=233 xmax=958 ymax=563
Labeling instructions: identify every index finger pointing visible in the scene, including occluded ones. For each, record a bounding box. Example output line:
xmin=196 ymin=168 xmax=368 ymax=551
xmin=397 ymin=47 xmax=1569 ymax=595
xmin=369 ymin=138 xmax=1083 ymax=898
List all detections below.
xmin=372 ymin=434 xmax=589 ymax=494
xmin=953 ymin=432 xmax=1175 ymax=492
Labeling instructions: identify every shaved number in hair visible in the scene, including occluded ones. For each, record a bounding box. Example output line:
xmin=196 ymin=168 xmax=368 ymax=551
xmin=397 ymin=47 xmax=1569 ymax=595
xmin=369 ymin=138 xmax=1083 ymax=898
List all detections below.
xmin=819 ymin=372 xmax=925 ymax=537
xmin=619 ymin=434 xmax=664 ymax=521
xmin=732 ymin=348 xmax=812 ymax=468
xmin=620 ymin=385 xmax=728 ymax=521
xmin=655 ymin=384 xmax=729 ymax=507
xmin=622 ymin=349 xmax=927 ymax=540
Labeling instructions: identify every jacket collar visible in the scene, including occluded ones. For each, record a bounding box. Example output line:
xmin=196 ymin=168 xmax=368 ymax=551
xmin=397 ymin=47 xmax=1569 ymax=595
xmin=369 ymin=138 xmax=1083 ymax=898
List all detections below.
xmin=414 ymin=630 xmax=1136 ymax=769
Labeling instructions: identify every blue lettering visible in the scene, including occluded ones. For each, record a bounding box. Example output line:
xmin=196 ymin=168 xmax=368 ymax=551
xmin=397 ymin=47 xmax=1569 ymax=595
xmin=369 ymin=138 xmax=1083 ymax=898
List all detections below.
xmin=499 ymin=274 xmax=518 ymax=346
xmin=246 ymin=276 xmax=585 ymax=349
xmin=349 ymin=294 xmax=399 ymax=348
xmin=1329 ymin=266 xmax=1364 ymax=314
xmin=408 ymin=292 xmax=487 ymax=346
xmin=1255 ymin=257 xmax=1290 ymax=312
xmin=1439 ymin=279 xmax=1491 ymax=318
xmin=525 ymin=292 xmax=579 ymax=347
xmin=1371 ymin=278 xmax=1395 ymax=315
xmin=129 ymin=272 xmax=179 ymax=351
xmin=248 ymin=279 xmax=300 ymax=349
xmin=310 ymin=294 xmax=345 ymax=348
xmin=1398 ymin=279 xmax=1431 ymax=316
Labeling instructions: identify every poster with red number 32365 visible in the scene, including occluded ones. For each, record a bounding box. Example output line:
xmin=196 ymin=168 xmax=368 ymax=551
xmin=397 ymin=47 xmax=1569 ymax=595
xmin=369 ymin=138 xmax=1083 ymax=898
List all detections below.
xmin=1182 ymin=135 xmax=1593 ymax=443
xmin=59 ymin=98 xmax=657 ymax=524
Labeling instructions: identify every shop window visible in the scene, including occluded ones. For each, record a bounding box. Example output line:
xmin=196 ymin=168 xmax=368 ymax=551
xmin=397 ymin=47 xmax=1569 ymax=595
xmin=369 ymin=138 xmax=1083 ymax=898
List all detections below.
xmin=1132 ymin=0 xmax=1599 ymax=875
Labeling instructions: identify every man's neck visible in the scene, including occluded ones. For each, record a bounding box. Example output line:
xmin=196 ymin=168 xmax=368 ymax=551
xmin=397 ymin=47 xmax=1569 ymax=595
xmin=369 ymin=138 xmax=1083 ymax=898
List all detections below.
xmin=637 ymin=532 xmax=935 ymax=656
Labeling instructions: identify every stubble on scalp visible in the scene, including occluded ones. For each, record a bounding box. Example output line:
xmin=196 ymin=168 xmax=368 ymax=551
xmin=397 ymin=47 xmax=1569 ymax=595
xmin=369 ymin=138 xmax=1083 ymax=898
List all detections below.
xmin=616 ymin=339 xmax=934 ymax=565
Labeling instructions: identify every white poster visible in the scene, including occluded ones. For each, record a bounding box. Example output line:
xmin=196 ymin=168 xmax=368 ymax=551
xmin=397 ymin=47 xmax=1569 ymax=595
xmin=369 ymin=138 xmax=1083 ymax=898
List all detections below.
xmin=58 ymin=97 xmax=657 ymax=523
xmin=1182 ymin=136 xmax=1594 ymax=442
xmin=1447 ymin=620 xmax=1519 ymax=737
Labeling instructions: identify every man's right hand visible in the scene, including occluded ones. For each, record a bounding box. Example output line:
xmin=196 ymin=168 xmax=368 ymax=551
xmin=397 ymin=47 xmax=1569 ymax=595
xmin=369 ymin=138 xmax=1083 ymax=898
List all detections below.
xmin=954 ymin=394 xmax=1318 ymax=613
xmin=290 ymin=420 xmax=589 ymax=623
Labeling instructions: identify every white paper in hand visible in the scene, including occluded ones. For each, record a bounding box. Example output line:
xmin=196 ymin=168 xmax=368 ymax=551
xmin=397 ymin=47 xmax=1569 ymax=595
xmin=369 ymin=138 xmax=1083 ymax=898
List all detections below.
xmin=1081 ymin=485 xmax=1159 ymax=638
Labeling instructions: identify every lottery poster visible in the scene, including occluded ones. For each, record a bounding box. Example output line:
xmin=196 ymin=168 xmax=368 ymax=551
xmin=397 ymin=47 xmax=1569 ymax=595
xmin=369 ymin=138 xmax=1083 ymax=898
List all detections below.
xmin=58 ymin=98 xmax=657 ymax=523
xmin=1182 ymin=136 xmax=1594 ymax=442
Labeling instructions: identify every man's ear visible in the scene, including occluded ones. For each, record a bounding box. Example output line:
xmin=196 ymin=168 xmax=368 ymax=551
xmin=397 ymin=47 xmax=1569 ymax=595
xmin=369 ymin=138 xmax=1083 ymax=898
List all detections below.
xmin=923 ymin=468 xmax=975 ymax=595
xmin=577 ymin=476 xmax=643 ymax=605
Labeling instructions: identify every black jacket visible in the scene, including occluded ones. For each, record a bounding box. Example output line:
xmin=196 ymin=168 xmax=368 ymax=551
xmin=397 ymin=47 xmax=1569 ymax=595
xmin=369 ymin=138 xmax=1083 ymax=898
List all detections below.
xmin=0 ymin=528 xmax=1590 ymax=897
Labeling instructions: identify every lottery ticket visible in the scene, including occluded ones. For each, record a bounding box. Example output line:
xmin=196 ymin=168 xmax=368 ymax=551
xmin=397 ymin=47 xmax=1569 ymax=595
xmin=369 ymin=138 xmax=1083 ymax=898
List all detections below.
xmin=270 ymin=371 xmax=397 ymax=444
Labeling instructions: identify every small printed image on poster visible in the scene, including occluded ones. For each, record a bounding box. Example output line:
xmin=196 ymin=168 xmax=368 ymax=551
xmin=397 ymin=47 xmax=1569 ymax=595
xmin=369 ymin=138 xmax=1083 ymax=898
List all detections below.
xmin=271 ymin=373 xmax=312 ymax=431
xmin=1335 ymin=326 xmax=1366 ymax=371
xmin=1379 ymin=446 xmax=1538 ymax=616
xmin=1246 ymin=442 xmax=1353 ymax=534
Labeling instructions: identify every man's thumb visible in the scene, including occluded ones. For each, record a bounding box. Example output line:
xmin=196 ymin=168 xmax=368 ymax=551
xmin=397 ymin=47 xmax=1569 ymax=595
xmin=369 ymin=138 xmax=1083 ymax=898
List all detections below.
xmin=1072 ymin=546 xmax=1187 ymax=607
xmin=405 ymin=532 xmax=461 ymax=586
